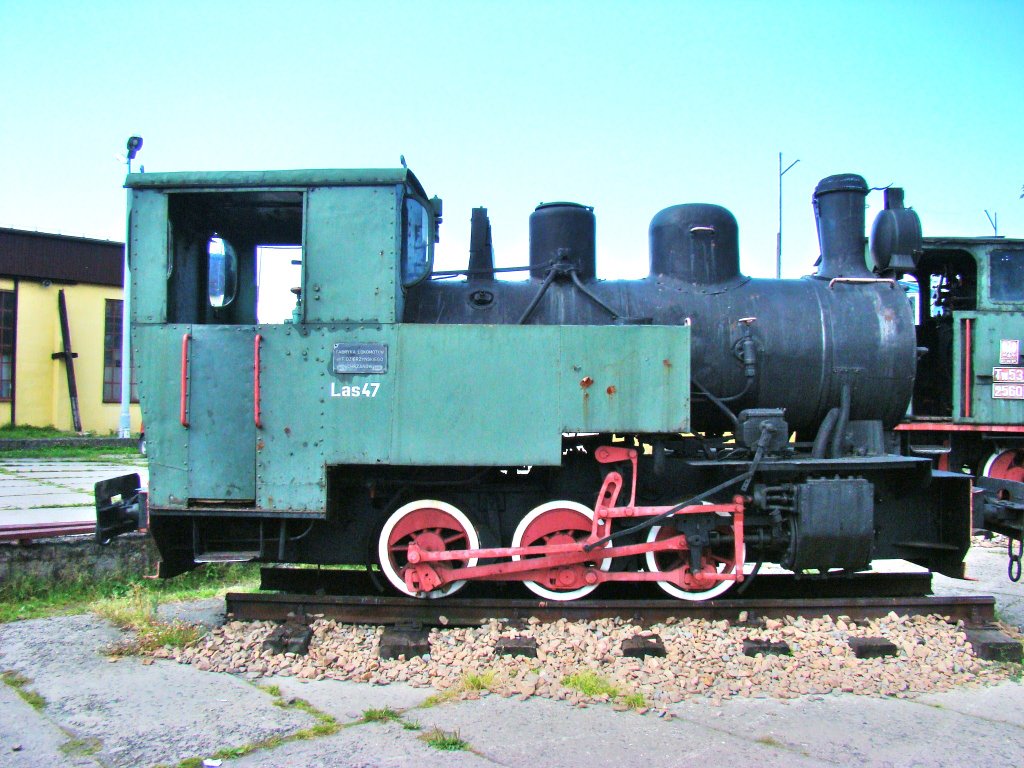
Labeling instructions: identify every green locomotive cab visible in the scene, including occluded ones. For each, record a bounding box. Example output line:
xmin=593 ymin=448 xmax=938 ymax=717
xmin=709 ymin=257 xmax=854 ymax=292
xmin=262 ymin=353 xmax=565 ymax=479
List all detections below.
xmin=100 ymin=168 xmax=691 ymax=578
xmin=897 ymin=237 xmax=1024 ymax=559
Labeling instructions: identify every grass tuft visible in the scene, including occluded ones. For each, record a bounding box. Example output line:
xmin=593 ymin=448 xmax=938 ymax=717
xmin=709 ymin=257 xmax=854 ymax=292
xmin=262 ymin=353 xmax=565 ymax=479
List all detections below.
xmin=620 ymin=691 xmax=646 ymax=709
xmin=95 ymin=583 xmax=205 ymax=655
xmin=422 ymin=727 xmax=469 ymax=751
xmin=460 ymin=670 xmax=497 ymax=691
xmin=362 ymin=706 xmax=402 ymax=723
xmin=419 ymin=689 xmax=461 ymax=708
xmin=59 ymin=737 xmax=102 ymax=757
xmin=1 ymin=670 xmax=47 ymax=710
xmin=562 ymin=670 xmax=619 ymax=698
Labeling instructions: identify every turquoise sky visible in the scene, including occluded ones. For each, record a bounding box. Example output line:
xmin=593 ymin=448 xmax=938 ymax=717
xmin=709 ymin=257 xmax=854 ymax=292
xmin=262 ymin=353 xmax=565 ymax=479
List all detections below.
xmin=1 ymin=0 xmax=1021 ymax=278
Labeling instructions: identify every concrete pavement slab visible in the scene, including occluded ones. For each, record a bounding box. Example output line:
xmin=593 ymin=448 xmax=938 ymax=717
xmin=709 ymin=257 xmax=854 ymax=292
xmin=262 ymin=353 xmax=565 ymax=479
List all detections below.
xmin=668 ymin=688 xmax=1024 ymax=768
xmin=0 ymin=615 xmax=316 ymax=768
xmin=0 ymin=507 xmax=93 ymax=526
xmin=0 ymin=682 xmax=96 ymax=768
xmin=270 ymin=677 xmax=435 ymax=722
xmin=915 ymin=680 xmax=1024 ymax=728
xmin=409 ymin=694 xmax=832 ymax=768
xmin=0 ymin=492 xmax=93 ymax=508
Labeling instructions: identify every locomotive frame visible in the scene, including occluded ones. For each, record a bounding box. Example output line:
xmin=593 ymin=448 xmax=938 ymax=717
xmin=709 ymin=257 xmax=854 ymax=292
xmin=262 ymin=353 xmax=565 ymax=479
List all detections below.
xmin=97 ymin=166 xmax=983 ymax=600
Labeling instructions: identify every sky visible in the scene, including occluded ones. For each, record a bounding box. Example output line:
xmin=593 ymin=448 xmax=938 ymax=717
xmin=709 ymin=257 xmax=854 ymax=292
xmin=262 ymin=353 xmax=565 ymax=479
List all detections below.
xmin=1 ymin=0 xmax=1022 ymax=280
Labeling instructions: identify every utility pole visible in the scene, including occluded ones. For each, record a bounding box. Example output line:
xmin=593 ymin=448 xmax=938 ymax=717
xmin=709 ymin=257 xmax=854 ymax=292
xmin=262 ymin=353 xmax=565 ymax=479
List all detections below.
xmin=119 ymin=136 xmax=142 ymax=439
xmin=777 ymin=152 xmax=800 ymax=279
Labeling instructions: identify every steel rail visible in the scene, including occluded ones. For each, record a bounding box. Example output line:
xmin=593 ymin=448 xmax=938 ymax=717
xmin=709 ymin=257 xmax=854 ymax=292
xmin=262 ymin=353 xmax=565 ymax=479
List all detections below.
xmin=225 ymin=591 xmax=995 ymax=627
xmin=226 ymin=570 xmax=996 ymax=627
xmin=0 ymin=521 xmax=95 ymax=543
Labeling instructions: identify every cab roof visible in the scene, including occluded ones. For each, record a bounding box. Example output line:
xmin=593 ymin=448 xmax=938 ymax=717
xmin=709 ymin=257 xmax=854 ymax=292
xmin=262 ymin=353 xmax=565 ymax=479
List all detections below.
xmin=124 ymin=167 xmax=428 ymax=198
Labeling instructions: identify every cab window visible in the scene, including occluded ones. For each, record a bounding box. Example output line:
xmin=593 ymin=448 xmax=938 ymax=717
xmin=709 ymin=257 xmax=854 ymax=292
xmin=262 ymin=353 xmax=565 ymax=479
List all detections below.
xmin=402 ymin=196 xmax=432 ymax=287
xmin=990 ymin=249 xmax=1024 ymax=302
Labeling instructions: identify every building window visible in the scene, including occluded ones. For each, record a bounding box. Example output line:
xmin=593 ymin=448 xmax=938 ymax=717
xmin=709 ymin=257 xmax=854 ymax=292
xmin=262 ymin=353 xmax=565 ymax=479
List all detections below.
xmin=103 ymin=299 xmax=138 ymax=403
xmin=0 ymin=291 xmax=14 ymax=400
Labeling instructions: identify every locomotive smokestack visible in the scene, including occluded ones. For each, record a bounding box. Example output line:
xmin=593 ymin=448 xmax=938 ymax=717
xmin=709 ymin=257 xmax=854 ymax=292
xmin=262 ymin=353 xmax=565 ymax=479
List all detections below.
xmin=813 ymin=174 xmax=872 ymax=279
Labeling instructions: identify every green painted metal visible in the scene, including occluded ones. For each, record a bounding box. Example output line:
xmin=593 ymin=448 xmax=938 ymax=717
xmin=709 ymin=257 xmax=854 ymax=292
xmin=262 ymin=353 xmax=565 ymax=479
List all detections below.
xmin=253 ymin=323 xmax=690 ymax=509
xmin=392 ymin=325 xmax=562 ymax=466
xmin=391 ymin=324 xmax=690 ymax=465
xmin=254 ymin=324 xmax=400 ymax=513
xmin=187 ymin=326 xmax=256 ymax=500
xmin=923 ymin=237 xmax=1024 ymax=313
xmin=558 ymin=325 xmax=690 ymax=433
xmin=953 ymin=311 xmax=1024 ymax=424
xmin=304 ymin=186 xmax=400 ymax=324
xmin=129 ymin=190 xmax=169 ymax=324
xmin=133 ymin=325 xmax=188 ymax=506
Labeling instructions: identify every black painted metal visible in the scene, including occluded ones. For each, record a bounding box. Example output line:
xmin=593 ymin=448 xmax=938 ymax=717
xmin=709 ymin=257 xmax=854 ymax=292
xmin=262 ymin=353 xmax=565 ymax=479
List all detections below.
xmin=649 ymin=203 xmax=742 ymax=285
xmin=812 ymin=173 xmax=872 ymax=279
xmin=870 ymin=187 xmax=922 ymax=273
xmin=529 ymin=202 xmax=596 ymax=280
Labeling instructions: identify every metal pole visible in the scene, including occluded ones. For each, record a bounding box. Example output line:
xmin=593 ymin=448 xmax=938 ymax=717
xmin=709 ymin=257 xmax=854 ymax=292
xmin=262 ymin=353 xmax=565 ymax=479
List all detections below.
xmin=118 ymin=144 xmax=138 ymax=439
xmin=777 ymin=153 xmax=800 ymax=279
xmin=118 ymin=187 xmax=132 ymax=438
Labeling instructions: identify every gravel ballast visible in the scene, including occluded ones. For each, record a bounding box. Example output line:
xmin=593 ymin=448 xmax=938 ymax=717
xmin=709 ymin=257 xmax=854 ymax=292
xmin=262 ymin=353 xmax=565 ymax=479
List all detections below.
xmin=165 ymin=612 xmax=1017 ymax=708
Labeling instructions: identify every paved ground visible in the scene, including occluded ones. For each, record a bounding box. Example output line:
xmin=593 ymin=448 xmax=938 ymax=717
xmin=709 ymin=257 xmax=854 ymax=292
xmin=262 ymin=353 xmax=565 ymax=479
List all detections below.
xmin=0 ymin=458 xmax=147 ymax=527
xmin=1 ymin=608 xmax=1022 ymax=768
xmin=1 ymin=458 xmax=1022 ymax=767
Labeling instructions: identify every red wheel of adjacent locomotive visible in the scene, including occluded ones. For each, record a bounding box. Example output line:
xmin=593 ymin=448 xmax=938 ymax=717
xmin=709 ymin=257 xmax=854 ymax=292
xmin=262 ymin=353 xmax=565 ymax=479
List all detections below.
xmin=982 ymin=449 xmax=1024 ymax=483
xmin=510 ymin=500 xmax=611 ymax=601
xmin=644 ymin=518 xmax=743 ymax=601
xmin=377 ymin=500 xmax=479 ymax=599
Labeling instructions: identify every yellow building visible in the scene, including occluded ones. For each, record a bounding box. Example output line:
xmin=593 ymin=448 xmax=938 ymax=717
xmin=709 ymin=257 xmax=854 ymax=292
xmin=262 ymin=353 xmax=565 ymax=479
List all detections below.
xmin=0 ymin=228 xmax=142 ymax=434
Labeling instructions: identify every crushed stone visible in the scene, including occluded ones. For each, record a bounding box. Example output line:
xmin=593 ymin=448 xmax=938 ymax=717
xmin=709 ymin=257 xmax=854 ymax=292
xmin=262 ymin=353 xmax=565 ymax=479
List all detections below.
xmin=161 ymin=612 xmax=1016 ymax=709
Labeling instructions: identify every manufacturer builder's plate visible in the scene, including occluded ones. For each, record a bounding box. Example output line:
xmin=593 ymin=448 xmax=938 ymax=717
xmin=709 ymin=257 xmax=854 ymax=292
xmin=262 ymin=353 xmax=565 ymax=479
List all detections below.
xmin=993 ymin=367 xmax=1024 ymax=383
xmin=993 ymin=382 xmax=1024 ymax=400
xmin=332 ymin=343 xmax=388 ymax=374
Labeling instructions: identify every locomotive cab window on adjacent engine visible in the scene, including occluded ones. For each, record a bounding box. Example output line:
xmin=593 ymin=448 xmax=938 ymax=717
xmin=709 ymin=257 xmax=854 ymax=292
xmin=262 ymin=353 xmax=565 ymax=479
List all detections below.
xmin=990 ymin=249 xmax=1024 ymax=303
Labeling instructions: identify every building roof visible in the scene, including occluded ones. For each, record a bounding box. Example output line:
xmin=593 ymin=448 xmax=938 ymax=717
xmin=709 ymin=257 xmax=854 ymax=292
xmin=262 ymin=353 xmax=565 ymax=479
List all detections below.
xmin=0 ymin=228 xmax=124 ymax=287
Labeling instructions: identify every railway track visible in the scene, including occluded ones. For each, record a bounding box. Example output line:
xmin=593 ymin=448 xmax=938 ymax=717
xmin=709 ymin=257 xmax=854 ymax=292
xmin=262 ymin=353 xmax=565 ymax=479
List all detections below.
xmin=0 ymin=521 xmax=94 ymax=543
xmin=225 ymin=567 xmax=997 ymax=627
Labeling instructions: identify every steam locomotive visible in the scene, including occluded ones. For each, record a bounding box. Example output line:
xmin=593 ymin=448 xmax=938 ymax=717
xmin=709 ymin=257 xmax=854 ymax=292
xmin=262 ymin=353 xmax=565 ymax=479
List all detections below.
xmin=97 ymin=166 xmax=986 ymax=600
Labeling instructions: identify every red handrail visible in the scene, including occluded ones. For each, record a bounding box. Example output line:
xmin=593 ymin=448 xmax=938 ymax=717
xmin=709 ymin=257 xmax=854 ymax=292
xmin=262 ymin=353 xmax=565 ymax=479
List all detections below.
xmin=254 ymin=333 xmax=263 ymax=428
xmin=962 ymin=318 xmax=973 ymax=419
xmin=180 ymin=333 xmax=191 ymax=427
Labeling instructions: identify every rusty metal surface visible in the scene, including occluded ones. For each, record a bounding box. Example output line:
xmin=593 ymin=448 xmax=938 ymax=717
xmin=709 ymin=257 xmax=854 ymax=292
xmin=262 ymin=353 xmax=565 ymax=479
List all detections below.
xmin=228 ymin=568 xmax=995 ymax=627
xmin=225 ymin=590 xmax=996 ymax=627
xmin=0 ymin=521 xmax=94 ymax=543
